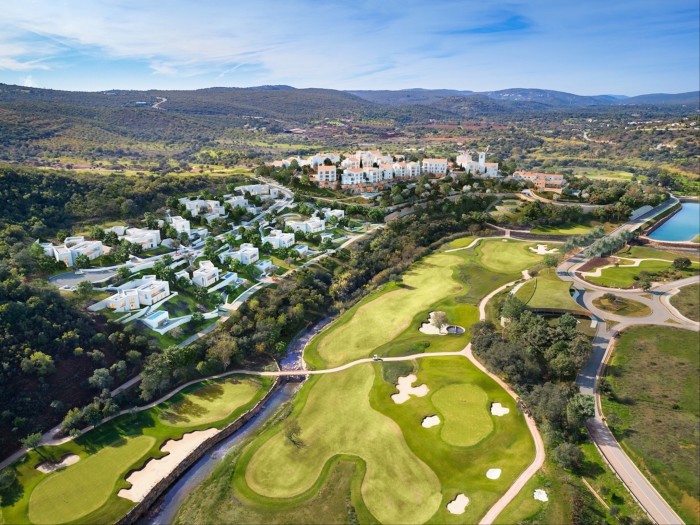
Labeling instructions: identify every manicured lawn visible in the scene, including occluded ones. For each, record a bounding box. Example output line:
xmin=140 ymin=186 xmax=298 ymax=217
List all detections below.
xmin=0 ymin=375 xmax=273 ymax=525
xmin=592 ymin=296 xmax=651 ymax=317
xmin=587 ymin=259 xmax=698 ymax=288
xmin=157 ymin=378 xmax=263 ymax=427
xmin=602 ymin=326 xmax=700 ymax=524
xmin=441 ymin=236 xmax=475 ymax=249
xmin=515 ymin=268 xmax=583 ymax=311
xmin=28 ymin=436 xmax=156 ymax=524
xmin=431 ymin=384 xmax=493 ymax=447
xmin=233 ymin=357 xmax=534 ymax=525
xmin=670 ymin=283 xmax=699 ymax=322
xmin=531 ymin=223 xmax=594 ymax=235
xmin=478 ymin=239 xmax=543 ymax=273
xmin=616 ymin=245 xmax=700 ymax=263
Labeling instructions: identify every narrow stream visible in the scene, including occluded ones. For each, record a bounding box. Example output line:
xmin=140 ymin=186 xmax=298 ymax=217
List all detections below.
xmin=140 ymin=318 xmax=332 ymax=524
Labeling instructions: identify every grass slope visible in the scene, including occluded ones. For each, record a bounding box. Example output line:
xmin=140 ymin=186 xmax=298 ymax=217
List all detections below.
xmin=670 ymin=283 xmax=700 ymax=322
xmin=602 ymin=326 xmax=700 ymax=524
xmin=0 ymin=376 xmax=272 ymax=525
xmin=587 ymin=259 xmax=699 ymax=288
xmin=592 ymin=296 xmax=651 ymax=317
xmin=515 ymin=268 xmax=583 ymax=311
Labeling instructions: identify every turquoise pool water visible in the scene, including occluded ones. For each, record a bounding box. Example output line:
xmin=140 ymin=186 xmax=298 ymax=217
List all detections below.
xmin=648 ymin=203 xmax=700 ymax=242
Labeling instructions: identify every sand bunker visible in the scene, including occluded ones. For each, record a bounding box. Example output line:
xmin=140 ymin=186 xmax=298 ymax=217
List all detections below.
xmin=486 ymin=468 xmax=502 ymax=480
xmin=118 ymin=428 xmax=218 ymax=502
xmin=391 ymin=374 xmax=429 ymax=404
xmin=418 ymin=312 xmax=464 ymax=336
xmin=533 ymin=489 xmax=549 ymax=502
xmin=529 ymin=244 xmax=559 ymax=255
xmin=35 ymin=454 xmax=80 ymax=473
xmin=421 ymin=415 xmax=441 ymax=428
xmin=447 ymin=493 xmax=470 ymax=514
xmin=490 ymin=402 xmax=510 ymax=416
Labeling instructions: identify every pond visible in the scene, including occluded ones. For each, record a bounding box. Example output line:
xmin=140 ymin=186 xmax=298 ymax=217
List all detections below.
xmin=648 ymin=203 xmax=700 ymax=242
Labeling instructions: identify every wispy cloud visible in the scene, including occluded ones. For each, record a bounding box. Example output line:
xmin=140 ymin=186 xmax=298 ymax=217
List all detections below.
xmin=445 ymin=14 xmax=532 ymax=35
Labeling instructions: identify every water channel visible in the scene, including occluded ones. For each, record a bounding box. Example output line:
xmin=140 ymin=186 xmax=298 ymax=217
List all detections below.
xmin=648 ymin=202 xmax=700 ymax=242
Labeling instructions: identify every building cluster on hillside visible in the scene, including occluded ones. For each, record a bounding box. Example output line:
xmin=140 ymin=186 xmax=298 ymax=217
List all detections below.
xmin=106 ymin=226 xmax=162 ymax=249
xmin=39 ymin=236 xmax=104 ymax=267
xmin=268 ymin=149 xmax=508 ymax=192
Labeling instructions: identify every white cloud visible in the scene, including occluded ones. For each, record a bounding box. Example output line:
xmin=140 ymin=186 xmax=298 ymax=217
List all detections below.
xmin=21 ymin=75 xmax=35 ymax=87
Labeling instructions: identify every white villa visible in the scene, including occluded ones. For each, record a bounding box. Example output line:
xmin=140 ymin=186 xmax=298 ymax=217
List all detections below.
xmin=192 ymin=260 xmax=220 ymax=288
xmin=254 ymin=259 xmax=273 ymax=274
xmin=421 ymin=158 xmax=448 ymax=175
xmin=263 ymin=229 xmax=295 ymax=249
xmin=225 ymin=195 xmax=256 ymax=213
xmin=457 ymin=151 xmax=499 ymax=177
xmin=121 ymin=228 xmax=161 ymax=250
xmin=286 ymin=217 xmax=326 ymax=234
xmin=179 ymin=198 xmax=226 ymax=218
xmin=106 ymin=275 xmax=170 ymax=312
xmin=236 ymin=184 xmax=270 ymax=196
xmin=41 ymin=237 xmax=104 ymax=267
xmin=170 ymin=216 xmax=191 ymax=236
xmin=322 ymin=208 xmax=345 ymax=220
xmin=220 ymin=243 xmax=260 ymax=265
xmin=142 ymin=310 xmax=169 ymax=329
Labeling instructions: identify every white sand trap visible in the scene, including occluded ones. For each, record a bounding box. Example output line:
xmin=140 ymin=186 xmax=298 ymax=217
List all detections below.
xmin=419 ymin=311 xmax=446 ymax=335
xmin=447 ymin=493 xmax=470 ymax=514
xmin=529 ymin=244 xmax=559 ymax=255
xmin=36 ymin=454 xmax=80 ymax=473
xmin=391 ymin=374 xmax=429 ymax=404
xmin=486 ymin=468 xmax=502 ymax=480
xmin=422 ymin=415 xmax=441 ymax=428
xmin=533 ymin=489 xmax=549 ymax=502
xmin=118 ymin=428 xmax=218 ymax=502
xmin=490 ymin=402 xmax=510 ymax=416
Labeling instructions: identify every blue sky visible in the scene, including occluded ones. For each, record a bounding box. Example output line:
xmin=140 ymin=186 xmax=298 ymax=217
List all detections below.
xmin=0 ymin=0 xmax=698 ymax=95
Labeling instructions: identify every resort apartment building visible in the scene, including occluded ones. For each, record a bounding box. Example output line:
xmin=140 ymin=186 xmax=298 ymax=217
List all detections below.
xmin=286 ymin=217 xmax=326 ymax=234
xmin=192 ymin=260 xmax=220 ymax=288
xmin=421 ymin=158 xmax=448 ymax=175
xmin=513 ymin=171 xmax=567 ymax=193
xmin=308 ymin=152 xmax=340 ymax=168
xmin=43 ymin=236 xmax=104 ymax=267
xmin=263 ymin=229 xmax=295 ymax=249
xmin=457 ymin=151 xmax=499 ymax=177
xmin=313 ymin=165 xmax=337 ymax=186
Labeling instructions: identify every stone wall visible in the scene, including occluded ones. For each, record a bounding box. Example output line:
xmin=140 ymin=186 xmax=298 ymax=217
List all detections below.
xmin=115 ymin=377 xmax=280 ymax=525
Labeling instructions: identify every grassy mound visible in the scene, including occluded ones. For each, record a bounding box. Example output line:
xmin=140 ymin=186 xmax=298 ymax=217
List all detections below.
xmin=670 ymin=283 xmax=699 ymax=322
xmin=432 ymin=384 xmax=493 ymax=447
xmin=592 ymin=296 xmax=651 ymax=317
xmin=515 ymin=268 xmax=583 ymax=312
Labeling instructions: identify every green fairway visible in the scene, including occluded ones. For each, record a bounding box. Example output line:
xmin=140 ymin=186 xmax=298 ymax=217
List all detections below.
xmin=244 ymin=365 xmax=443 ymax=525
xmin=158 ymin=378 xmax=262 ymax=427
xmin=515 ymin=268 xmax=584 ymax=311
xmin=592 ymin=296 xmax=651 ymax=317
xmin=0 ymin=375 xmax=273 ymax=525
xmin=670 ymin=283 xmax=699 ymax=322
xmin=233 ymin=357 xmax=534 ymax=525
xmin=530 ymin=223 xmax=594 ymax=235
xmin=311 ymin=253 xmax=463 ymax=368
xmin=431 ymin=384 xmax=493 ymax=447
xmin=478 ymin=239 xmax=543 ymax=273
xmin=28 ymin=436 xmax=155 ymax=524
xmin=602 ymin=326 xmax=700 ymax=523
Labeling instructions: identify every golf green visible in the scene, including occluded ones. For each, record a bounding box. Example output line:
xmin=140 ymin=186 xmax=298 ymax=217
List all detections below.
xmin=28 ymin=435 xmax=155 ymax=524
xmin=432 ymin=384 xmax=493 ymax=447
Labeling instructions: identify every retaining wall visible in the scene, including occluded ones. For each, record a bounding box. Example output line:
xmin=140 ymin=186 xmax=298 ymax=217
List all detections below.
xmin=115 ymin=377 xmax=281 ymax=525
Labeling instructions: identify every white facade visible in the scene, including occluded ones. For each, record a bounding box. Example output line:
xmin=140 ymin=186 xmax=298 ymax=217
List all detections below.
xmin=421 ymin=158 xmax=448 ymax=175
xmin=254 ymin=259 xmax=273 ymax=274
xmin=341 ymin=155 xmax=361 ymax=169
xmin=47 ymin=238 xmax=104 ymax=267
xmin=143 ymin=310 xmax=169 ymax=329
xmin=122 ymin=228 xmax=161 ymax=250
xmin=379 ymin=163 xmax=394 ymax=180
xmin=192 ymin=260 xmax=220 ymax=288
xmin=286 ymin=217 xmax=325 ymax=233
xmin=237 ymin=184 xmax=269 ymax=196
xmin=457 ymin=151 xmax=499 ymax=177
xmin=170 ymin=216 xmax=191 ymax=236
xmin=107 ymin=290 xmax=140 ymax=312
xmin=308 ymin=152 xmax=340 ymax=168
xmin=181 ymin=198 xmax=225 ymax=218
xmin=223 ymin=243 xmax=260 ymax=265
xmin=321 ymin=208 xmax=345 ymax=220
xmin=135 ymin=275 xmax=170 ymax=305
xmin=313 ymin=165 xmax=337 ymax=183
xmin=263 ymin=229 xmax=295 ymax=249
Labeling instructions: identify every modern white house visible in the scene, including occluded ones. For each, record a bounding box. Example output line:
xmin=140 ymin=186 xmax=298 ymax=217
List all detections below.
xmin=170 ymin=216 xmax=191 ymax=236
xmin=41 ymin=237 xmax=104 ymax=267
xmin=321 ymin=208 xmax=345 ymax=220
xmin=142 ymin=310 xmax=169 ymax=329
xmin=107 ymin=289 xmax=140 ymax=312
xmin=286 ymin=217 xmax=326 ymax=233
xmin=106 ymin=275 xmax=170 ymax=311
xmin=192 ymin=260 xmax=220 ymax=287
xmin=220 ymin=243 xmax=260 ymax=265
xmin=254 ymin=259 xmax=273 ymax=274
xmin=263 ymin=229 xmax=295 ymax=249
xmin=293 ymin=244 xmax=309 ymax=257
xmin=122 ymin=228 xmax=161 ymax=250
xmin=180 ymin=198 xmax=226 ymax=218
xmin=236 ymin=184 xmax=270 ymax=196
xmin=175 ymin=269 xmax=191 ymax=283
xmin=421 ymin=158 xmax=448 ymax=175
xmin=225 ymin=195 xmax=250 ymax=210
xmin=134 ymin=275 xmax=170 ymax=305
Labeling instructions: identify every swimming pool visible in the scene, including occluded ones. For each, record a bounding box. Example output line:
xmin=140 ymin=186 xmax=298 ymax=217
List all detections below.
xmin=648 ymin=203 xmax=700 ymax=242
